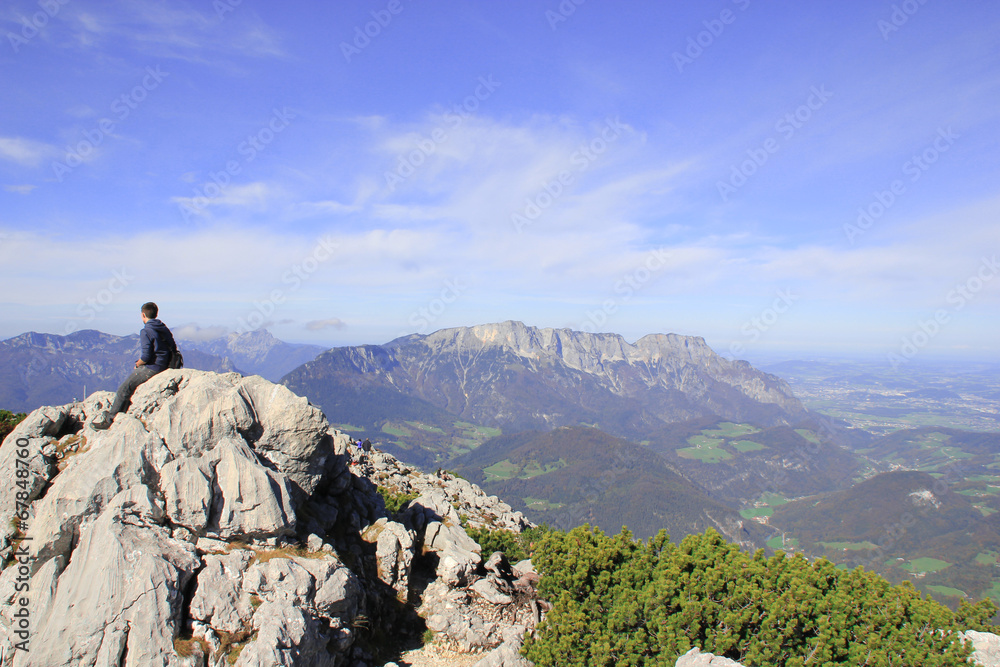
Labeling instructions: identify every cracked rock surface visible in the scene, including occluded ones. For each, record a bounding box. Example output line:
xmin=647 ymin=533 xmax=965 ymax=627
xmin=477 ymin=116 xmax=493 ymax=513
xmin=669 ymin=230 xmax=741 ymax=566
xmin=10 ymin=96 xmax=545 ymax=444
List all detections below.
xmin=0 ymin=370 xmax=545 ymax=667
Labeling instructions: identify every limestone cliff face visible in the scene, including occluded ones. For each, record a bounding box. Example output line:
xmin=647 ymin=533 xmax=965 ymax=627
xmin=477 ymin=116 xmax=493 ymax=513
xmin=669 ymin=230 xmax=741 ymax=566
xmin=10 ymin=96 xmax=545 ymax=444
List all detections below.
xmin=0 ymin=370 xmax=540 ymax=667
xmin=286 ymin=321 xmax=807 ymax=438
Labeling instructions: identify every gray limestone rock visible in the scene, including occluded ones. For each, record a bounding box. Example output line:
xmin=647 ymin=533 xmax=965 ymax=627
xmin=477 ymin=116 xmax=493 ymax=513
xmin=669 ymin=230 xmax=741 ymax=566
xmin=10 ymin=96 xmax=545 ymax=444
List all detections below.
xmin=0 ymin=369 xmax=545 ymax=667
xmin=21 ymin=487 xmax=200 ymax=667
xmin=189 ymin=550 xmax=255 ymax=634
xmin=236 ymin=600 xmax=335 ymax=667
xmin=424 ymin=520 xmax=481 ymax=587
xmin=362 ymin=519 xmax=415 ymax=598
xmin=0 ymin=430 xmax=54 ymax=562
xmin=131 ymin=371 xmax=334 ymax=498
xmin=674 ymin=647 xmax=746 ymax=667
xmin=472 ymin=631 xmax=532 ymax=667
xmin=471 ymin=578 xmax=513 ymax=606
xmin=963 ymin=630 xmax=1000 ymax=667
xmin=160 ymin=455 xmax=215 ymax=534
xmin=209 ymin=435 xmax=297 ymax=539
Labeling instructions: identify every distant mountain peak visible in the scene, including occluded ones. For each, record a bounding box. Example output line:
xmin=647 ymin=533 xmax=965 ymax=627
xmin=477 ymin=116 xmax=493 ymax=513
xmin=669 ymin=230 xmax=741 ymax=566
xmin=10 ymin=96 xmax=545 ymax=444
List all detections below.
xmin=285 ymin=321 xmax=808 ymax=464
xmin=398 ymin=321 xmax=725 ymax=375
xmin=178 ymin=328 xmax=326 ymax=382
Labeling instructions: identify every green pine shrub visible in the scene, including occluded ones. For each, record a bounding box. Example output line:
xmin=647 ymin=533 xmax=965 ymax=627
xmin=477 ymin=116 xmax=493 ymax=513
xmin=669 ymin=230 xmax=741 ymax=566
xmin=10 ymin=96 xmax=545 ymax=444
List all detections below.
xmin=523 ymin=525 xmax=997 ymax=667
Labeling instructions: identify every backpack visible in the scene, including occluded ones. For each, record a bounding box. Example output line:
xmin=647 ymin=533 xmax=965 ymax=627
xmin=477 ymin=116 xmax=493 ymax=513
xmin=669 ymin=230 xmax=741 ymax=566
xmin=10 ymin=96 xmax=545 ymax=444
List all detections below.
xmin=168 ymin=347 xmax=184 ymax=369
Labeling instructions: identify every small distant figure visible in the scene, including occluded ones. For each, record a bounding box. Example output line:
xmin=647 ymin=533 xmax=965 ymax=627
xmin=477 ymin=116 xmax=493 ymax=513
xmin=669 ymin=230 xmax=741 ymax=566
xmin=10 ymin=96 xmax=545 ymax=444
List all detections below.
xmin=106 ymin=302 xmax=178 ymax=418
xmin=362 ymin=438 xmax=372 ymax=453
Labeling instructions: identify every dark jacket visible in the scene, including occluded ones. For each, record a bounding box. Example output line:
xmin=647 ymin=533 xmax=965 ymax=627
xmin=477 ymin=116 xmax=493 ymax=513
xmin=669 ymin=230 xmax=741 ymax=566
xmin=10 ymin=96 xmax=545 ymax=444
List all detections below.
xmin=140 ymin=319 xmax=176 ymax=371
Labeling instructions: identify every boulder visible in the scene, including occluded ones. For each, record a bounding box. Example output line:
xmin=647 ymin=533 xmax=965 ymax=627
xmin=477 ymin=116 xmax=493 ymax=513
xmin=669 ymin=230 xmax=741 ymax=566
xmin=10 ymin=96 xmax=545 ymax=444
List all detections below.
xmin=675 ymin=647 xmax=746 ymax=666
xmin=236 ymin=600 xmax=335 ymax=667
xmin=472 ymin=626 xmax=532 ymax=667
xmin=424 ymin=520 xmax=481 ymax=587
xmin=18 ymin=487 xmax=200 ymax=667
xmin=189 ymin=551 xmax=255 ymax=634
xmin=963 ymin=630 xmax=1000 ymax=667
xmin=362 ymin=519 xmax=415 ymax=598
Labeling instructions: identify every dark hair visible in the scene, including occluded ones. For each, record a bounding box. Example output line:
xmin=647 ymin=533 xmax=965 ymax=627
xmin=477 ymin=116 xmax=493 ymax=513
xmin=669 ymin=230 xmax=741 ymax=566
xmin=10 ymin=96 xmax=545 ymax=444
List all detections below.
xmin=141 ymin=302 xmax=158 ymax=319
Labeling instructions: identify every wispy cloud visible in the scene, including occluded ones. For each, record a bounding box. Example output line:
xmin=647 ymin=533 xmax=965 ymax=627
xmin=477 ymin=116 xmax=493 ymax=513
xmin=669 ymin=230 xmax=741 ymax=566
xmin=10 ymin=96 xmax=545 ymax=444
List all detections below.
xmin=0 ymin=137 xmax=58 ymax=168
xmin=306 ymin=318 xmax=346 ymax=332
xmin=171 ymin=181 xmax=277 ymax=218
xmin=173 ymin=324 xmax=230 ymax=341
xmin=54 ymin=0 xmax=285 ymax=62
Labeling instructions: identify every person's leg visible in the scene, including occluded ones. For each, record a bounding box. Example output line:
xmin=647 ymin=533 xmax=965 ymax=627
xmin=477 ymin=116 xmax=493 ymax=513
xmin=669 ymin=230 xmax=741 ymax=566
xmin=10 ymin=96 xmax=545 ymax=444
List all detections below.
xmin=109 ymin=366 xmax=158 ymax=414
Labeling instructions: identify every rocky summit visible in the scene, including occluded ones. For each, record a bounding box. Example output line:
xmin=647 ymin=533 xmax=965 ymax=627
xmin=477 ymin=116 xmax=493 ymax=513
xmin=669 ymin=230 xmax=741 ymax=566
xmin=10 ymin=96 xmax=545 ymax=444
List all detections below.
xmin=0 ymin=370 xmax=542 ymax=667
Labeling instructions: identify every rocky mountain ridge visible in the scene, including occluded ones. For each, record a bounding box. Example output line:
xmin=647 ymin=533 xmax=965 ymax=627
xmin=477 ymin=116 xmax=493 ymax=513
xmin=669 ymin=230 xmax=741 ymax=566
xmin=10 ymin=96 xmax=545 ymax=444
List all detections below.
xmin=0 ymin=370 xmax=541 ymax=666
xmin=0 ymin=330 xmax=237 ymax=412
xmin=283 ymin=321 xmax=808 ymax=467
xmin=180 ymin=329 xmax=326 ymax=382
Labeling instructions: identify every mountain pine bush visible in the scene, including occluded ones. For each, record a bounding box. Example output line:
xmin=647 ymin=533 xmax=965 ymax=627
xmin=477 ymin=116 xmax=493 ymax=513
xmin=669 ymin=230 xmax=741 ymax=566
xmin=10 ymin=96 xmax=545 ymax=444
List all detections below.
xmin=523 ymin=525 xmax=997 ymax=666
xmin=0 ymin=410 xmax=26 ymax=444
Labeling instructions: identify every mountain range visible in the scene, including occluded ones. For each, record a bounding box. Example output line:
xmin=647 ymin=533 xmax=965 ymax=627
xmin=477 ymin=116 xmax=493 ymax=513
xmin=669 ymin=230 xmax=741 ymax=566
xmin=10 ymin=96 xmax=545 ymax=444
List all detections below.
xmin=3 ymin=320 xmax=1000 ymax=615
xmin=282 ymin=320 xmax=810 ymax=465
xmin=179 ymin=328 xmax=326 ymax=382
xmin=0 ymin=330 xmax=235 ymax=412
xmin=0 ymin=328 xmax=325 ymax=412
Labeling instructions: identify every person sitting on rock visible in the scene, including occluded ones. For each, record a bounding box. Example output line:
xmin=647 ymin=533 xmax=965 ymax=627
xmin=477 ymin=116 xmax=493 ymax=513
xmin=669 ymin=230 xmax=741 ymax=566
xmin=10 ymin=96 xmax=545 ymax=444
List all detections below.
xmin=104 ymin=302 xmax=177 ymax=419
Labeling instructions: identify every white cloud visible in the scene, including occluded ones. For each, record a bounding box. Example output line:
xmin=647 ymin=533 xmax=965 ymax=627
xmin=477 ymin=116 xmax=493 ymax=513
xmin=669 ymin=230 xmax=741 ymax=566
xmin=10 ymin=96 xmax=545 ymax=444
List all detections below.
xmin=60 ymin=0 xmax=285 ymax=62
xmin=0 ymin=137 xmax=58 ymax=168
xmin=171 ymin=181 xmax=276 ymax=217
xmin=306 ymin=318 xmax=346 ymax=331
xmin=292 ymin=200 xmax=362 ymax=217
xmin=173 ymin=324 xmax=230 ymax=341
xmin=3 ymin=184 xmax=37 ymax=195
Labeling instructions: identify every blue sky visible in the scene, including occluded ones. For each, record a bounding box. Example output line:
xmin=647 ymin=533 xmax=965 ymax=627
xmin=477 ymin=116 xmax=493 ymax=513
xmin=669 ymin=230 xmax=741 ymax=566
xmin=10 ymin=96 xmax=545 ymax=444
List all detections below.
xmin=1 ymin=0 xmax=998 ymax=364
